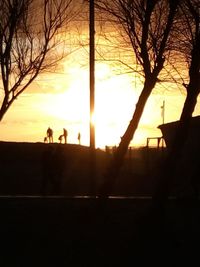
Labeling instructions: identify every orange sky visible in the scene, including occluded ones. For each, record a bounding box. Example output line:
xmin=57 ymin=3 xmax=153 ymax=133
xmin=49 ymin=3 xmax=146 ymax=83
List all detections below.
xmin=0 ymin=50 xmax=199 ymax=149
xmin=0 ymin=8 xmax=200 ymax=148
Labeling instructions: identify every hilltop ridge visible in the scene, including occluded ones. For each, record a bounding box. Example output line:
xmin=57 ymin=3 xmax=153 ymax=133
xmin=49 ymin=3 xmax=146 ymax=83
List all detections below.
xmin=0 ymin=141 xmax=195 ymax=197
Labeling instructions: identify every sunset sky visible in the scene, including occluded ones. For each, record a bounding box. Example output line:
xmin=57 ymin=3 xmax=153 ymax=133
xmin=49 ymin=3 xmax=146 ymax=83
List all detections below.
xmin=0 ymin=2 xmax=200 ymax=149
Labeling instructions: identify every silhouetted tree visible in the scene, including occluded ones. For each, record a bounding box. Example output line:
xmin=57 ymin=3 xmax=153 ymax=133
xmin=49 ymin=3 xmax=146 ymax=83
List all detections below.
xmin=0 ymin=0 xmax=77 ymax=121
xmin=179 ymin=0 xmax=200 ymax=120
xmin=96 ymin=0 xmax=179 ymax=196
xmin=154 ymin=0 xmax=200 ymax=205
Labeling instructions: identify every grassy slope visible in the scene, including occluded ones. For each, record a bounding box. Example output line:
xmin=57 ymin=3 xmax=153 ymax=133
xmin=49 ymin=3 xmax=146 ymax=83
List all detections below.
xmin=0 ymin=141 xmax=196 ymax=196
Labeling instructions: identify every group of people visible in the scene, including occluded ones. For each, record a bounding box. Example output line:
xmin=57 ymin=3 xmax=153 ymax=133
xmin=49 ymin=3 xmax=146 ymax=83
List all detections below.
xmin=44 ymin=127 xmax=81 ymax=145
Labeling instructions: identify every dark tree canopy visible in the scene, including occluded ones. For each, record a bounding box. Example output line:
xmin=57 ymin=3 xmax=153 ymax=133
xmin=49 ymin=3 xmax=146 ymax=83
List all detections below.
xmin=0 ymin=0 xmax=77 ymax=121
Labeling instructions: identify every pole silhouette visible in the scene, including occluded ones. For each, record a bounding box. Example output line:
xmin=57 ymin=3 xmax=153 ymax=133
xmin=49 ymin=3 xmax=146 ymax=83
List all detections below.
xmin=90 ymin=0 xmax=95 ymax=149
xmin=89 ymin=0 xmax=96 ymax=195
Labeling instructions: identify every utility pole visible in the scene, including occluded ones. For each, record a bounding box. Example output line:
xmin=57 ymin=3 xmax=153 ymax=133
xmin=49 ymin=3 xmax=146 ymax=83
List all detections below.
xmin=90 ymin=0 xmax=95 ymax=149
xmin=161 ymin=100 xmax=165 ymax=125
xmin=89 ymin=0 xmax=96 ymax=195
xmin=161 ymin=100 xmax=165 ymax=148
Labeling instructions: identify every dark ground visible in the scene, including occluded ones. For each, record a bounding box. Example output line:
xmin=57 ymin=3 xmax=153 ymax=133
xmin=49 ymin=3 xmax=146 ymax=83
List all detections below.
xmin=0 ymin=196 xmax=200 ymax=266
xmin=0 ymin=142 xmax=199 ymax=266
xmin=0 ymin=141 xmax=196 ymax=197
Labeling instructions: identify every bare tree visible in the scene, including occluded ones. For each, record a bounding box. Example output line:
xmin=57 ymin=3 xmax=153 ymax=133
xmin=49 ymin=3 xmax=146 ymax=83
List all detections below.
xmin=0 ymin=0 xmax=77 ymax=121
xmin=179 ymin=0 xmax=200 ymax=120
xmin=95 ymin=0 xmax=179 ymax=196
xmin=154 ymin=0 xmax=200 ymax=205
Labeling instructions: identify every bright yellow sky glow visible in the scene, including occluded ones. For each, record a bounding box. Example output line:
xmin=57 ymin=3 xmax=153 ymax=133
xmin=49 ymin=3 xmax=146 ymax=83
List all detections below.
xmin=1 ymin=54 xmax=199 ymax=149
xmin=0 ymin=17 xmax=200 ymax=149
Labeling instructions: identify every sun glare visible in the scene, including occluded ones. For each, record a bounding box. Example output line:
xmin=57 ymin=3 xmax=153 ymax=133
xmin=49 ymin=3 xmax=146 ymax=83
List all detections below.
xmin=38 ymin=61 xmax=139 ymax=148
xmin=1 ymin=18 xmax=196 ymax=148
xmin=90 ymin=112 xmax=95 ymax=126
xmin=1 ymin=56 xmax=172 ymax=148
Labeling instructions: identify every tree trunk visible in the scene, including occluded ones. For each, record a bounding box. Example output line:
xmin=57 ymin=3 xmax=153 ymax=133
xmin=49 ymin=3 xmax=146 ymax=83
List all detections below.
xmin=99 ymin=78 xmax=156 ymax=196
xmin=153 ymin=88 xmax=199 ymax=211
xmin=0 ymin=96 xmax=9 ymax=121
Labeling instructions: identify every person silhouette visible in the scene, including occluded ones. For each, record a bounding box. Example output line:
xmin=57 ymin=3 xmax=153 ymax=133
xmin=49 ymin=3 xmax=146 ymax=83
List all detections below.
xmin=63 ymin=128 xmax=68 ymax=144
xmin=78 ymin=132 xmax=81 ymax=145
xmin=47 ymin=127 xmax=53 ymax=143
xmin=58 ymin=135 xmax=63 ymax=144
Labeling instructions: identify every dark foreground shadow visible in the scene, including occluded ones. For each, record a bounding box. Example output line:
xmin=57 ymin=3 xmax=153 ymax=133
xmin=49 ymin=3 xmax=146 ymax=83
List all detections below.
xmin=0 ymin=197 xmax=199 ymax=266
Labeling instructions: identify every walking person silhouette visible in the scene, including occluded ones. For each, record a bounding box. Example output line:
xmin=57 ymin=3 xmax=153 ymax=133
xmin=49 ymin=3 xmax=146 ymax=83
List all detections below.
xmin=63 ymin=128 xmax=68 ymax=144
xmin=47 ymin=127 xmax=53 ymax=143
xmin=58 ymin=135 xmax=63 ymax=143
xmin=78 ymin=132 xmax=81 ymax=145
